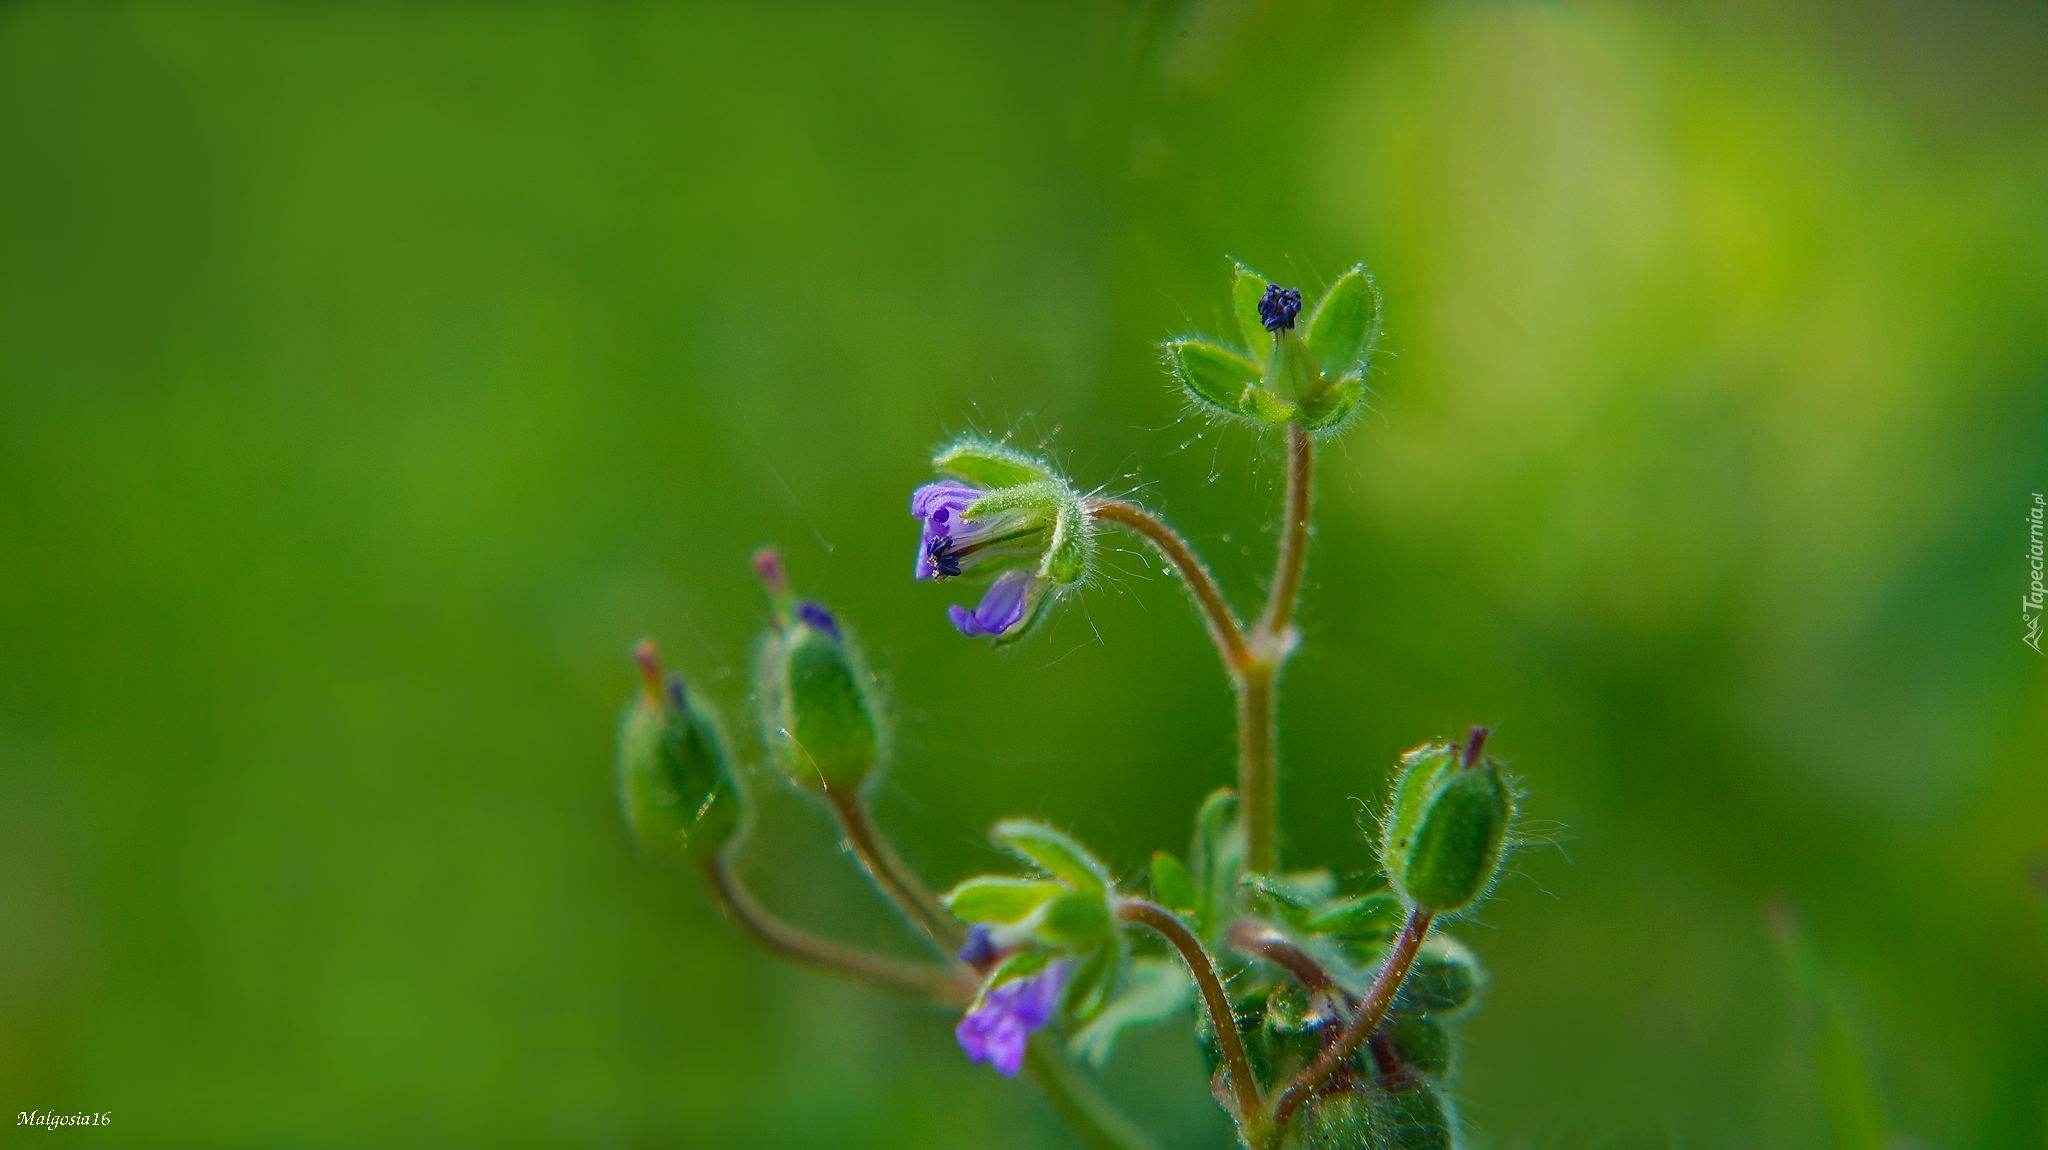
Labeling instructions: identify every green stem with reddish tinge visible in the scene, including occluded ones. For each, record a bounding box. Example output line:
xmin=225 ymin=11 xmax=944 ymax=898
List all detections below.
xmin=1117 ymin=898 xmax=1269 ymax=1139
xmin=1272 ymin=907 xmax=1434 ymax=1130
xmin=698 ymin=847 xmax=972 ymax=1005
xmin=825 ymin=788 xmax=963 ymax=954
xmin=1086 ymin=497 xmax=1250 ymax=671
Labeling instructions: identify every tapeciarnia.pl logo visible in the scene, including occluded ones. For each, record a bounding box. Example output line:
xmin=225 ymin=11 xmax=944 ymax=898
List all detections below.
xmin=2026 ymin=493 xmax=2045 ymax=654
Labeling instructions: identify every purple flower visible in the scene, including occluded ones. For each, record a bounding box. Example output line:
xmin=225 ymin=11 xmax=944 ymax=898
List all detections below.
xmin=1258 ymin=283 xmax=1302 ymax=332
xmin=946 ymin=569 xmax=1037 ymax=638
xmin=911 ymin=481 xmax=1047 ymax=582
xmin=956 ymin=962 xmax=1068 ymax=1077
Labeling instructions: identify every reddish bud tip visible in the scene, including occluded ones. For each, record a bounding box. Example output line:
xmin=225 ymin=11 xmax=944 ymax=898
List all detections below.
xmin=632 ymin=638 xmax=665 ymax=701
xmin=1463 ymin=725 xmax=1490 ymax=768
xmin=752 ymin=546 xmax=789 ymax=598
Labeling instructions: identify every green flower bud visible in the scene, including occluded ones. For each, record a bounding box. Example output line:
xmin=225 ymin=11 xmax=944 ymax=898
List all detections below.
xmin=1398 ymin=935 xmax=1487 ymax=1018
xmin=615 ymin=639 xmax=740 ymax=857
xmin=1166 ymin=261 xmax=1379 ymax=437
xmin=1379 ymin=1013 xmax=1453 ymax=1083
xmin=754 ymin=596 xmax=884 ymax=794
xmin=1379 ymin=727 xmax=1514 ymax=915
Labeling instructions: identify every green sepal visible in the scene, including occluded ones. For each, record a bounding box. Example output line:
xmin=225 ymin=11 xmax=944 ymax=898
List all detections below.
xmin=1381 ymin=1013 xmax=1452 ymax=1083
xmin=1283 ymin=1088 xmax=1374 ymax=1150
xmin=959 ymin=479 xmax=1093 ymax=590
xmin=1163 ymin=338 xmax=1262 ymax=417
xmin=1061 ymin=936 xmax=1126 ymax=1022
xmin=1259 ymin=980 xmax=1327 ymax=1085
xmin=1240 ymin=384 xmax=1300 ymax=425
xmin=1232 ymin=262 xmax=1275 ymax=366
xmin=1241 ymin=870 xmax=1338 ymax=928
xmin=944 ymin=875 xmax=1066 ymax=924
xmin=1189 ymin=788 xmax=1246 ymax=938
xmin=758 ymin=617 xmax=881 ymax=792
xmin=1382 ymin=744 xmax=1458 ymax=873
xmin=980 ymin=947 xmax=1053 ymax=997
xmin=990 ymin=818 xmax=1111 ymax=894
xmin=1263 ymin=329 xmax=1322 ymax=405
xmin=1303 ymin=893 xmax=1403 ymax=940
xmin=1068 ymin=954 xmax=1188 ymax=1066
xmin=1034 ymin=889 xmax=1116 ymax=948
xmin=1150 ymin=852 xmax=1202 ymax=920
xmin=933 ymin=438 xmax=1056 ymax=488
xmin=1304 ymin=265 xmax=1381 ymax=380
xmin=616 ymin=673 xmax=740 ymax=858
xmin=1298 ymin=376 xmax=1364 ymax=430
xmin=1403 ymin=765 xmax=1511 ymax=914
xmin=1366 ymin=1077 xmax=1455 ymax=1150
xmin=1396 ymin=935 xmax=1486 ymax=1018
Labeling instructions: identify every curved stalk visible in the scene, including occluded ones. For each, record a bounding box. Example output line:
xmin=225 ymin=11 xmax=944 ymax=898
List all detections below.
xmin=1227 ymin=919 xmax=1338 ymax=999
xmin=1272 ymin=908 xmax=1434 ymax=1130
xmin=1086 ymin=497 xmax=1250 ymax=672
xmin=824 ymin=787 xmax=964 ymax=954
xmin=698 ymin=847 xmax=973 ymax=1005
xmin=1117 ymin=898 xmax=1268 ymax=1138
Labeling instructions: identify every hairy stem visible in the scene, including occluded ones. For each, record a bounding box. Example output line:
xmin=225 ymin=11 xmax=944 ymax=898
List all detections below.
xmin=1118 ymin=898 xmax=1268 ymax=1137
xmin=1227 ymin=919 xmax=1338 ymax=998
xmin=1272 ymin=908 xmax=1434 ymax=1130
xmin=1024 ymin=1041 xmax=1165 ymax=1150
xmin=825 ymin=788 xmax=964 ymax=954
xmin=699 ymin=847 xmax=972 ymax=1004
xmin=1086 ymin=497 xmax=1250 ymax=672
xmin=1237 ymin=666 xmax=1279 ymax=875
xmin=1258 ymin=424 xmax=1316 ymax=642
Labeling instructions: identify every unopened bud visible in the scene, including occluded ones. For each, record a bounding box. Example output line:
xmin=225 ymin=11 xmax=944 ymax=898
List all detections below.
xmin=615 ymin=639 xmax=740 ymax=857
xmin=755 ymin=599 xmax=883 ymax=793
xmin=1379 ymin=726 xmax=1513 ymax=914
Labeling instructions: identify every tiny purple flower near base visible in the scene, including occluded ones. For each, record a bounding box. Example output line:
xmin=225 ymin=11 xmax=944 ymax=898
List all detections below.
xmin=1258 ymin=283 xmax=1303 ymax=332
xmin=912 ymin=481 xmax=984 ymax=580
xmin=795 ymin=600 xmax=841 ymax=640
xmin=948 ymin=568 xmax=1036 ymax=637
xmin=956 ymin=962 xmax=1068 ymax=1077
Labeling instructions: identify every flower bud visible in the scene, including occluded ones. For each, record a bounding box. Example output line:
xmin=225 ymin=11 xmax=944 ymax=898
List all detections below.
xmin=1396 ymin=935 xmax=1487 ymax=1018
xmin=754 ymin=593 xmax=884 ymax=794
xmin=1166 ymin=262 xmax=1380 ymax=436
xmin=616 ymin=639 xmax=740 ymax=857
xmin=1379 ymin=727 xmax=1513 ymax=915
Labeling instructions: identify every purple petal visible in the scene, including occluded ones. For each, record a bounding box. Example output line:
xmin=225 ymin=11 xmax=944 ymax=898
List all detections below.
xmin=912 ymin=482 xmax=984 ymax=580
xmin=948 ymin=569 xmax=1035 ymax=637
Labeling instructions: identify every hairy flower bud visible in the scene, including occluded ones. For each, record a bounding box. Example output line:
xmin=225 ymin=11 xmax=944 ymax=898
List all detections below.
xmin=616 ymin=639 xmax=740 ymax=857
xmin=755 ymin=592 xmax=885 ymax=794
xmin=911 ymin=439 xmax=1096 ymax=645
xmin=1379 ymin=727 xmax=1514 ymax=915
xmin=1165 ymin=261 xmax=1381 ymax=436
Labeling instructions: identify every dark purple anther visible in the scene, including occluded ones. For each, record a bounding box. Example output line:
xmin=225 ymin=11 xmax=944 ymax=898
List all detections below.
xmin=1463 ymin=725 xmax=1490 ymax=768
xmin=956 ymin=962 xmax=1068 ymax=1077
xmin=1258 ymin=283 xmax=1302 ymax=333
xmin=795 ymin=600 xmax=841 ymax=640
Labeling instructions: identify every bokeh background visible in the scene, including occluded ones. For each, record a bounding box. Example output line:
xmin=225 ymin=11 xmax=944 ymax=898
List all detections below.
xmin=3 ymin=0 xmax=2045 ymax=1146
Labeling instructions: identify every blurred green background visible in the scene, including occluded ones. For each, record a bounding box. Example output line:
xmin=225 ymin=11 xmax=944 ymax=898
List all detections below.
xmin=3 ymin=0 xmax=2045 ymax=1146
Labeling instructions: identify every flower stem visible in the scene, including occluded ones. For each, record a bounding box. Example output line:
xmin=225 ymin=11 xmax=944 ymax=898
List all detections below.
xmin=1258 ymin=424 xmax=1316 ymax=642
xmin=1271 ymin=907 xmax=1434 ymax=1130
xmin=1085 ymin=497 xmax=1250 ymax=672
xmin=1023 ymin=1041 xmax=1164 ymax=1150
xmin=1117 ymin=898 xmax=1269 ymax=1138
xmin=825 ymin=788 xmax=964 ymax=953
xmin=1226 ymin=919 xmax=1338 ymax=998
xmin=1240 ymin=425 xmax=1316 ymax=875
xmin=698 ymin=846 xmax=973 ymax=1005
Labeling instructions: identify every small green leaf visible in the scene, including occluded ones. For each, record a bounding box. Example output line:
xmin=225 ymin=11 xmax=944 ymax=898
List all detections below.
xmin=1241 ymin=870 xmax=1337 ymax=928
xmin=1381 ymin=1013 xmax=1452 ymax=1082
xmin=1150 ymin=852 xmax=1201 ymax=918
xmin=1304 ymin=265 xmax=1380 ymax=379
xmin=944 ymin=876 xmax=1065 ymax=924
xmin=1231 ymin=262 xmax=1274 ymax=365
xmin=990 ymin=818 xmax=1110 ymax=894
xmin=1303 ymin=893 xmax=1403 ymax=940
xmin=1298 ymin=377 xmax=1364 ymax=430
xmin=1067 ymin=956 xmax=1190 ymax=1067
xmin=1163 ymin=339 xmax=1261 ymax=415
xmin=1035 ymin=889 xmax=1115 ymax=947
xmin=933 ymin=439 xmax=1055 ymax=488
